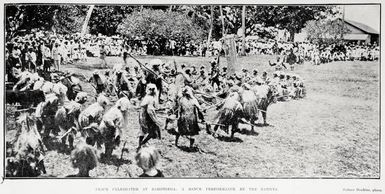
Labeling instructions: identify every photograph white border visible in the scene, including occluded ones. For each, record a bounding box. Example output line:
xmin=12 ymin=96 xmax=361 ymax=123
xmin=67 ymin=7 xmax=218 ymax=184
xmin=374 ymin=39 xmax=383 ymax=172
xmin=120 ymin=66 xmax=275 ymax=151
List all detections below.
xmin=0 ymin=0 xmax=383 ymax=193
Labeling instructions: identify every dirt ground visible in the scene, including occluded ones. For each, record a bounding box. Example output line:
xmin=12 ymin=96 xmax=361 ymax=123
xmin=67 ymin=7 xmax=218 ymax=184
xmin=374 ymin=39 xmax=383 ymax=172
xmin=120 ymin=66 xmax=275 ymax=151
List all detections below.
xmin=5 ymin=54 xmax=380 ymax=178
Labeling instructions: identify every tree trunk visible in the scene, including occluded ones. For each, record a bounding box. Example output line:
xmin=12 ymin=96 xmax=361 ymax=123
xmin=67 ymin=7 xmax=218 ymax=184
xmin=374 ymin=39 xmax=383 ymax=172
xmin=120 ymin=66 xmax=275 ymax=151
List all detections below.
xmin=241 ymin=5 xmax=246 ymax=56
xmin=52 ymin=10 xmax=58 ymax=35
xmin=219 ymin=5 xmax=225 ymax=37
xmin=224 ymin=35 xmax=237 ymax=76
xmin=289 ymin=28 xmax=295 ymax=42
xmin=207 ymin=5 xmax=214 ymax=48
xmin=81 ymin=5 xmax=95 ymax=36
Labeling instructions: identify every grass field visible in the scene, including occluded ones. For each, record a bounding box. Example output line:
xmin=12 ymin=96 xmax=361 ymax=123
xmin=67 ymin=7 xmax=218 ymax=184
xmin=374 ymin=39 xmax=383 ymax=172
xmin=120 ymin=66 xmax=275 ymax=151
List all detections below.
xmin=6 ymin=54 xmax=380 ymax=178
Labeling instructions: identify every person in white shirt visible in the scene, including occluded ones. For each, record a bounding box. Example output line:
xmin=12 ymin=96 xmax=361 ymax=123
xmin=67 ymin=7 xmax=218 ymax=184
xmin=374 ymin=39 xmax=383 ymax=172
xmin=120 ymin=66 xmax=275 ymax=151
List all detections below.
xmin=51 ymin=43 xmax=61 ymax=71
xmin=42 ymin=44 xmax=51 ymax=71
xmin=26 ymin=48 xmax=37 ymax=72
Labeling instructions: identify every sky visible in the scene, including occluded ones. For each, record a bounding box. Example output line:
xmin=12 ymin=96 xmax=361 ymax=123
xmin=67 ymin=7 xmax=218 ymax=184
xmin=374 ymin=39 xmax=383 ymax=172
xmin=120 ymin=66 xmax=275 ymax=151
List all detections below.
xmin=343 ymin=5 xmax=380 ymax=32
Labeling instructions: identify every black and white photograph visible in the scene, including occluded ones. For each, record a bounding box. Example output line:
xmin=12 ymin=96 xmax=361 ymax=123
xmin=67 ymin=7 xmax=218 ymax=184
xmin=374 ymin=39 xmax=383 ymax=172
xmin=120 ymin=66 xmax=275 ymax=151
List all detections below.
xmin=0 ymin=1 xmax=383 ymax=191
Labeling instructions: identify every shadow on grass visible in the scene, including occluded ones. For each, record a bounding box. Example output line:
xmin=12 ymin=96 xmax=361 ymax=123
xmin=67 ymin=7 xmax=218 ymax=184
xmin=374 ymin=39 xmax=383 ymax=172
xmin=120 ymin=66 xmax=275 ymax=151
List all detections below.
xmin=216 ymin=135 xmax=243 ymax=143
xmin=100 ymin=153 xmax=132 ymax=166
xmin=177 ymin=145 xmax=200 ymax=153
xmin=177 ymin=145 xmax=217 ymax=156
xmin=255 ymin=123 xmax=273 ymax=127
xmin=238 ymin=129 xmax=260 ymax=136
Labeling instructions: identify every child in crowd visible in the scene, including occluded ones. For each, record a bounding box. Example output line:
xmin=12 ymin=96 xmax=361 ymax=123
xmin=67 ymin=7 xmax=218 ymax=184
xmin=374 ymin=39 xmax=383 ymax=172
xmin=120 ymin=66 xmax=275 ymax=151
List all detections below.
xmin=135 ymin=146 xmax=164 ymax=177
xmin=67 ymin=142 xmax=98 ymax=177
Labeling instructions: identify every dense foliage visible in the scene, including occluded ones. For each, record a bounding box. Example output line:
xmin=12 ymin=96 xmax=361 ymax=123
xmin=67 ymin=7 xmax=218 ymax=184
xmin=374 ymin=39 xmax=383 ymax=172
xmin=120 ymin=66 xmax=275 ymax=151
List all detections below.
xmin=304 ymin=19 xmax=350 ymax=44
xmin=253 ymin=5 xmax=337 ymax=41
xmin=117 ymin=9 xmax=205 ymax=41
xmin=88 ymin=6 xmax=136 ymax=36
xmin=5 ymin=5 xmax=87 ymax=39
xmin=5 ymin=4 xmax=338 ymax=42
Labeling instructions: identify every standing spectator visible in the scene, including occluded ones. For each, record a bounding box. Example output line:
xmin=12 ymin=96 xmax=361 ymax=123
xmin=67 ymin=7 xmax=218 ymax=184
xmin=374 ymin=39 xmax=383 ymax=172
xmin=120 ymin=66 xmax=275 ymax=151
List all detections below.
xmin=52 ymin=43 xmax=61 ymax=71
xmin=286 ymin=49 xmax=297 ymax=71
xmin=170 ymin=39 xmax=176 ymax=56
xmin=20 ymin=43 xmax=29 ymax=69
xmin=11 ymin=45 xmax=22 ymax=68
xmin=122 ymin=45 xmax=129 ymax=65
xmin=209 ymin=60 xmax=220 ymax=90
xmin=36 ymin=40 xmax=43 ymax=69
xmin=72 ymin=40 xmax=80 ymax=62
xmin=42 ymin=43 xmax=51 ymax=72
xmin=100 ymin=44 xmax=108 ymax=68
xmin=26 ymin=48 xmax=37 ymax=72
xmin=80 ymin=40 xmax=87 ymax=61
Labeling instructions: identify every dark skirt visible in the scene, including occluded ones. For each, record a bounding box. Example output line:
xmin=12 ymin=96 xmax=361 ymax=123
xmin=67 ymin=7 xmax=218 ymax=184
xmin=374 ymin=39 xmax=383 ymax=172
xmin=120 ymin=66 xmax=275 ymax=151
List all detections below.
xmin=177 ymin=103 xmax=200 ymax=136
xmin=177 ymin=115 xmax=200 ymax=136
xmin=139 ymin=108 xmax=161 ymax=139
xmin=217 ymin=108 xmax=242 ymax=126
xmin=242 ymin=100 xmax=259 ymax=121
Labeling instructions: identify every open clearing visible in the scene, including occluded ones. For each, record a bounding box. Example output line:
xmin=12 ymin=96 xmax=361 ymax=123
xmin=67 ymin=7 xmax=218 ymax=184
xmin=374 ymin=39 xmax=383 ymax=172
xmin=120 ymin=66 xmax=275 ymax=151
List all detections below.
xmin=6 ymin=55 xmax=380 ymax=178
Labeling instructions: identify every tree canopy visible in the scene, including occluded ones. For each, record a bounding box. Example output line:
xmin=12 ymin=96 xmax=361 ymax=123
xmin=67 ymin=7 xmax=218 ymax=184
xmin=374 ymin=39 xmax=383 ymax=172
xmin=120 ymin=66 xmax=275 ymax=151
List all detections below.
xmin=117 ymin=8 xmax=205 ymax=41
xmin=254 ymin=6 xmax=337 ymax=41
xmin=5 ymin=4 xmax=339 ymax=42
xmin=5 ymin=5 xmax=87 ymax=38
xmin=170 ymin=5 xmax=337 ymax=41
xmin=88 ymin=6 xmax=136 ymax=36
xmin=303 ymin=18 xmax=350 ymax=44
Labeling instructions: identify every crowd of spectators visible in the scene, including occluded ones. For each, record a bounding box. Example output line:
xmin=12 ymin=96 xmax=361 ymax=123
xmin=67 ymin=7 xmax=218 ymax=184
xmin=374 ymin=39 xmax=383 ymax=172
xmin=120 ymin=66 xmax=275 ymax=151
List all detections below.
xmin=6 ymin=30 xmax=380 ymax=81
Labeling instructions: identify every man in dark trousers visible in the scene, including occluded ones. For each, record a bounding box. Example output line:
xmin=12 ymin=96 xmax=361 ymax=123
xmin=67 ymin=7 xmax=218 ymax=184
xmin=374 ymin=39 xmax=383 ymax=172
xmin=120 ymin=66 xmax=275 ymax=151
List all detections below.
xmin=209 ymin=58 xmax=220 ymax=91
xmin=100 ymin=44 xmax=108 ymax=68
xmin=286 ymin=49 xmax=297 ymax=71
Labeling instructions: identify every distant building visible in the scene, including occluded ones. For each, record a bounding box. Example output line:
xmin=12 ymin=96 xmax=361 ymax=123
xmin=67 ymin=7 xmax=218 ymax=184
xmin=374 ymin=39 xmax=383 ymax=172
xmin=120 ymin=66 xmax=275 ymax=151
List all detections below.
xmin=342 ymin=19 xmax=379 ymax=44
xmin=295 ymin=19 xmax=379 ymax=45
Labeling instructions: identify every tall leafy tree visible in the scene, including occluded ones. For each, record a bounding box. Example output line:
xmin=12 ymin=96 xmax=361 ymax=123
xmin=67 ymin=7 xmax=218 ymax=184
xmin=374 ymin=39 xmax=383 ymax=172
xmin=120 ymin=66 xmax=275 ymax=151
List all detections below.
xmin=173 ymin=5 xmax=337 ymax=41
xmin=256 ymin=5 xmax=337 ymax=41
xmin=5 ymin=4 xmax=87 ymax=38
xmin=53 ymin=5 xmax=87 ymax=34
xmin=6 ymin=4 xmax=338 ymax=42
xmin=5 ymin=5 xmax=25 ymax=40
xmin=175 ymin=5 xmax=212 ymax=38
xmin=88 ymin=5 xmax=136 ymax=36
xmin=304 ymin=18 xmax=350 ymax=44
xmin=117 ymin=8 xmax=204 ymax=41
